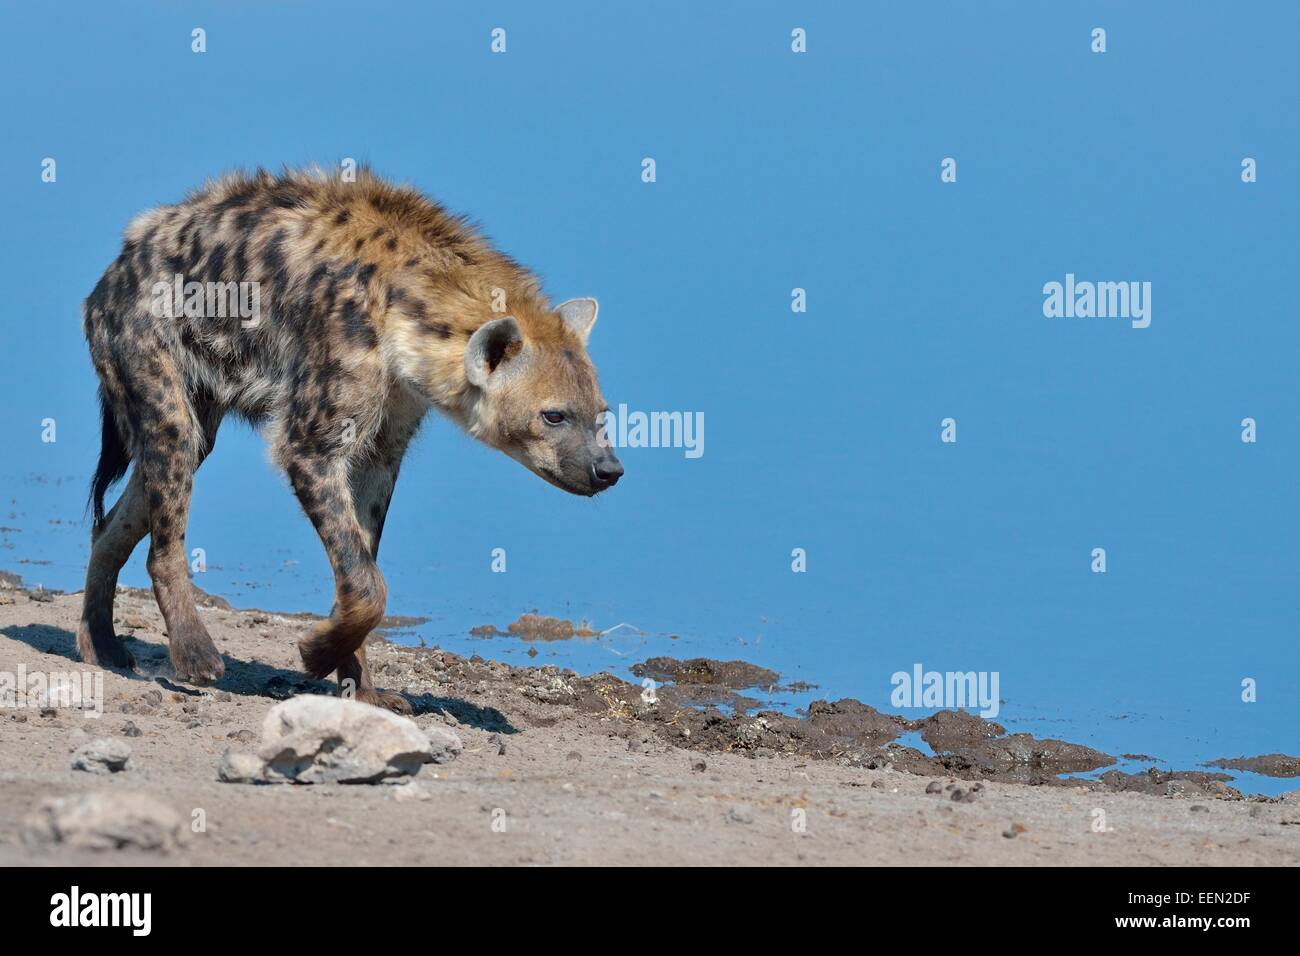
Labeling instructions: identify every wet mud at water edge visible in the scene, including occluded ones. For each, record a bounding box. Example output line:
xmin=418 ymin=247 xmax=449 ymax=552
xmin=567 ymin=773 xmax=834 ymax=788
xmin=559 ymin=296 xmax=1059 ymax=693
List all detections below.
xmin=1 ymin=555 xmax=1295 ymax=799
xmin=425 ymin=651 xmax=1291 ymax=799
xmin=462 ymin=618 xmax=1298 ymax=797
xmin=561 ymin=668 xmax=1292 ymax=797
xmin=456 ymin=627 xmax=1292 ymax=798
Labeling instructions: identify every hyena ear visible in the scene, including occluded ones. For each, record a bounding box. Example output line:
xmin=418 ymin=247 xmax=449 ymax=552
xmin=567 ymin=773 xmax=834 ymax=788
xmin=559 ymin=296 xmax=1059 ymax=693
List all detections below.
xmin=465 ymin=316 xmax=525 ymax=388
xmin=556 ymin=298 xmax=599 ymax=344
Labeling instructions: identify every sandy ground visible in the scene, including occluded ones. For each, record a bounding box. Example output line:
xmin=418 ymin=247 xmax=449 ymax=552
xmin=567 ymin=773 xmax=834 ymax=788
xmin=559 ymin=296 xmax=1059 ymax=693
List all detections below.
xmin=2 ymin=585 xmax=1298 ymax=867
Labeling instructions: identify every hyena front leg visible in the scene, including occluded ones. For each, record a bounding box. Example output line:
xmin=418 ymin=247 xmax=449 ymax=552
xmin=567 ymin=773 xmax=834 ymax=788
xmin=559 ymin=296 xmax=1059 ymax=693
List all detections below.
xmin=286 ymin=452 xmax=389 ymax=683
xmin=335 ymin=452 xmax=411 ymax=713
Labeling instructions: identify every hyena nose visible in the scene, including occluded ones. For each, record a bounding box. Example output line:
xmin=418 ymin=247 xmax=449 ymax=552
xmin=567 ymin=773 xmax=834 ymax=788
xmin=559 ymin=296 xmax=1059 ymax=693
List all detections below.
xmin=592 ymin=458 xmax=624 ymax=488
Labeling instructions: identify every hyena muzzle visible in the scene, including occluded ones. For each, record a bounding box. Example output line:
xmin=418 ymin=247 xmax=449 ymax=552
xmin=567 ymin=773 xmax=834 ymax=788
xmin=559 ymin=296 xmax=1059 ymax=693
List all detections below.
xmin=79 ymin=167 xmax=622 ymax=711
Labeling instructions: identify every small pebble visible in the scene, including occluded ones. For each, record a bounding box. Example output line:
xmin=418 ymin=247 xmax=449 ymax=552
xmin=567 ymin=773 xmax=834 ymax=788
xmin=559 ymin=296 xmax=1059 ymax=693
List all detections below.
xmin=926 ymin=781 xmax=943 ymax=794
xmin=726 ymin=805 xmax=755 ymax=825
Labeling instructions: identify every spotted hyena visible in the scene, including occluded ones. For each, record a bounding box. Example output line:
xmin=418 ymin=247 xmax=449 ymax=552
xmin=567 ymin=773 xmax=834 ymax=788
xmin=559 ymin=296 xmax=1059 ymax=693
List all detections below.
xmin=79 ymin=167 xmax=623 ymax=711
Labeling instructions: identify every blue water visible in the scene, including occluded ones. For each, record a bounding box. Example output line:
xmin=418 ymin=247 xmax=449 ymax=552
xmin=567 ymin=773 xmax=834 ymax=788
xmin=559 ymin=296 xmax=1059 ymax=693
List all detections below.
xmin=2 ymin=1 xmax=1297 ymax=795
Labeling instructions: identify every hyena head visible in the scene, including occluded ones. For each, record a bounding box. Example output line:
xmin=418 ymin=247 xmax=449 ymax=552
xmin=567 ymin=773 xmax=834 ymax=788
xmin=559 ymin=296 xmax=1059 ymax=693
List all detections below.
xmin=464 ymin=297 xmax=623 ymax=496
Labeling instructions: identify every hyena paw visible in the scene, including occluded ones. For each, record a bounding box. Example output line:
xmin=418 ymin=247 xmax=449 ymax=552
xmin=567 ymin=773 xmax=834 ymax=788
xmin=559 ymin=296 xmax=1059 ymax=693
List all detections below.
xmin=75 ymin=620 xmax=135 ymax=670
xmin=169 ymin=628 xmax=225 ymax=685
xmin=355 ymin=686 xmax=413 ymax=715
xmin=298 ymin=632 xmax=351 ymax=680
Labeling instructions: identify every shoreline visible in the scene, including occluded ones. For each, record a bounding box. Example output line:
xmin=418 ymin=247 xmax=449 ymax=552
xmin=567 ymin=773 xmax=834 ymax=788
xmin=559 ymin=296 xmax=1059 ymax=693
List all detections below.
xmin=1 ymin=577 xmax=1298 ymax=865
xmin=2 ymin=565 xmax=1296 ymax=798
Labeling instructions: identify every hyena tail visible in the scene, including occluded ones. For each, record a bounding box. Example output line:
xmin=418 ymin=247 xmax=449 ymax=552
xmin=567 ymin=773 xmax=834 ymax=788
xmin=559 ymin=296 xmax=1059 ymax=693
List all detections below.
xmin=89 ymin=388 xmax=131 ymax=532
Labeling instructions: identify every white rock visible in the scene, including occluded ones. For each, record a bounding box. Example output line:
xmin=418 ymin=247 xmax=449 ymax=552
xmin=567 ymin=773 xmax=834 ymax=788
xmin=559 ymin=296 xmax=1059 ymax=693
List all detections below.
xmin=257 ymin=695 xmax=458 ymax=784
xmin=217 ymin=749 xmax=266 ymax=784
xmin=22 ymin=791 xmax=185 ymax=852
xmin=71 ymin=738 xmax=132 ymax=774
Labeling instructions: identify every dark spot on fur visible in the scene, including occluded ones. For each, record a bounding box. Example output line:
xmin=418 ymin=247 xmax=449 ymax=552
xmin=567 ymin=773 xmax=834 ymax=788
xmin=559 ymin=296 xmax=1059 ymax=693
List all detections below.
xmin=263 ymin=229 xmax=289 ymax=286
xmin=306 ymin=263 xmax=331 ymax=291
xmin=205 ymin=242 xmax=227 ymax=280
xmin=269 ymin=183 xmax=307 ymax=209
xmin=234 ymin=206 xmax=268 ymax=233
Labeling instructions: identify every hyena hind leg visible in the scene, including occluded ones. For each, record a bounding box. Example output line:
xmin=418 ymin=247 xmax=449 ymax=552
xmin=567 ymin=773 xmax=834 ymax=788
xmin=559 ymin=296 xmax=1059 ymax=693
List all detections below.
xmin=77 ymin=469 xmax=148 ymax=669
xmin=140 ymin=402 xmax=226 ymax=685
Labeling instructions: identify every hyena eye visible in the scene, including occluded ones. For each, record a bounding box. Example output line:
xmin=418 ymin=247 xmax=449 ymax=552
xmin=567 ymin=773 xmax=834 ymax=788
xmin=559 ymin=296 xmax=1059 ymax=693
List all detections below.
xmin=541 ymin=410 xmax=566 ymax=425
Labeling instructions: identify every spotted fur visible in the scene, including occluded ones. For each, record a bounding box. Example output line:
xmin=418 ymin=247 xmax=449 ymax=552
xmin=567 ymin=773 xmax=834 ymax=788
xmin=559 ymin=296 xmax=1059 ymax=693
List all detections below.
xmin=79 ymin=166 xmax=622 ymax=708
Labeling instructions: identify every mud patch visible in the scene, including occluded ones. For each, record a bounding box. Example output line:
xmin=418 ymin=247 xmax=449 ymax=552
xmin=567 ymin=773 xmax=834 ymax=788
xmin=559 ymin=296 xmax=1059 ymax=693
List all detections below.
xmin=1207 ymin=754 xmax=1300 ymax=778
xmin=631 ymin=656 xmax=779 ymax=690
xmin=915 ymin=709 xmax=1114 ymax=783
xmin=375 ymin=614 xmax=430 ymax=635
xmin=1094 ymin=768 xmax=1243 ymax=800
xmin=630 ymin=657 xmax=800 ymax=714
xmin=471 ymin=613 xmax=599 ymax=642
